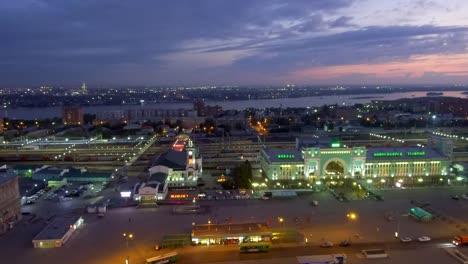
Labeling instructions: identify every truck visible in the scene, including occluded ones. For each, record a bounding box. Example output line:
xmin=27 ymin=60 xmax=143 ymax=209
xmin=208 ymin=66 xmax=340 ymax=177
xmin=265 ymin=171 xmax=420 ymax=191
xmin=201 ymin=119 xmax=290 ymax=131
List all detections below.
xmin=453 ymin=235 xmax=468 ymax=246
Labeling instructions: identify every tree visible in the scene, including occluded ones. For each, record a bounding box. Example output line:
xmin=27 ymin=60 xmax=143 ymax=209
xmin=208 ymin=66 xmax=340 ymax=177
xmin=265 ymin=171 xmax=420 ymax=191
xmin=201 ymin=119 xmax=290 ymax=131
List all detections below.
xmin=233 ymin=160 xmax=253 ymax=189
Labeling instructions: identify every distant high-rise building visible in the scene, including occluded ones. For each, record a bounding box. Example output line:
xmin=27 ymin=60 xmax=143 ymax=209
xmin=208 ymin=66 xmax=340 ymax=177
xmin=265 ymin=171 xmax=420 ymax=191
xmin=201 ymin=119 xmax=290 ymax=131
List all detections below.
xmin=62 ymin=107 xmax=84 ymax=125
xmin=193 ymin=100 xmax=223 ymax=117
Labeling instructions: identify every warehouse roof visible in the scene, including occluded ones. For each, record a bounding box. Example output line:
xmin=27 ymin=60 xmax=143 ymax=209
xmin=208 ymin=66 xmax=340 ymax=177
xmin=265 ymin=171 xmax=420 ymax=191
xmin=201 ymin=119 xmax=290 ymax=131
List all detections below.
xmin=33 ymin=215 xmax=82 ymax=241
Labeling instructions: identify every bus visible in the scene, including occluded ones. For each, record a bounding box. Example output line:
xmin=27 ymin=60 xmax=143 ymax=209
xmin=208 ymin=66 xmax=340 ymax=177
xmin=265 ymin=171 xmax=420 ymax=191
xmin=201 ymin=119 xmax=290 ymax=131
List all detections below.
xmin=146 ymin=252 xmax=179 ymax=264
xmin=409 ymin=207 xmax=433 ymax=221
xmin=239 ymin=242 xmax=270 ymax=253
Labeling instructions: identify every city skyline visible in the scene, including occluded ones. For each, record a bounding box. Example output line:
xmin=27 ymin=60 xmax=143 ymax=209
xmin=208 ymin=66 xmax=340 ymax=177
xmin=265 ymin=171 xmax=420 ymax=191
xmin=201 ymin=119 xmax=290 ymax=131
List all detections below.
xmin=1 ymin=0 xmax=468 ymax=87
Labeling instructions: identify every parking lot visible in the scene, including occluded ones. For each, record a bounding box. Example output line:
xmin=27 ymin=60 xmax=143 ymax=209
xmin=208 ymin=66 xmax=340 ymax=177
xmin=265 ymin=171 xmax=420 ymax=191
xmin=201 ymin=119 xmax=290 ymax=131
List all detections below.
xmin=1 ymin=185 xmax=468 ymax=264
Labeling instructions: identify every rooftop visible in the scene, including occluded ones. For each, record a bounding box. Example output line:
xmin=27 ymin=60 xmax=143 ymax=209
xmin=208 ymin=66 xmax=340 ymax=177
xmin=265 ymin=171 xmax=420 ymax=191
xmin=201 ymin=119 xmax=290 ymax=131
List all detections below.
xmin=64 ymin=168 xmax=112 ymax=179
xmin=33 ymin=215 xmax=82 ymax=241
xmin=0 ymin=169 xmax=17 ymax=185
xmin=153 ymin=149 xmax=187 ymax=169
xmin=192 ymin=222 xmax=271 ymax=238
xmin=34 ymin=166 xmax=65 ymax=175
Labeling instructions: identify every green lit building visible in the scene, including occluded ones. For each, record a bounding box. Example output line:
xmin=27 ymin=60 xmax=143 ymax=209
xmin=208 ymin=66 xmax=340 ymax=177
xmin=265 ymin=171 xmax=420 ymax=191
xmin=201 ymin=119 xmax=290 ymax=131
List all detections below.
xmin=260 ymin=136 xmax=451 ymax=183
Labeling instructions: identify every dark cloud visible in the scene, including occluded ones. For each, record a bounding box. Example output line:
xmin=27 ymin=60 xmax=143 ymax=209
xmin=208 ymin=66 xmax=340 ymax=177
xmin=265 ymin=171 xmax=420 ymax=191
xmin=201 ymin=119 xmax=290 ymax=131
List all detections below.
xmin=227 ymin=25 xmax=468 ymax=75
xmin=0 ymin=0 xmax=466 ymax=86
xmin=329 ymin=16 xmax=355 ymax=28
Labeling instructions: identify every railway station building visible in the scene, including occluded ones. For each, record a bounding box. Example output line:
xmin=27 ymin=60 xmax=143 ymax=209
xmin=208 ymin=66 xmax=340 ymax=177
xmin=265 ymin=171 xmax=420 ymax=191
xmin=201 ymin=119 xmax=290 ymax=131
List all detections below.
xmin=260 ymin=135 xmax=452 ymax=183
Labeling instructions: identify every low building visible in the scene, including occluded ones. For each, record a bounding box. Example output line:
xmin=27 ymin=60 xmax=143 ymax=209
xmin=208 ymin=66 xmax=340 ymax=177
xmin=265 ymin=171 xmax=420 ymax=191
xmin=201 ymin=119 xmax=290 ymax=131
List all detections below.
xmin=0 ymin=167 xmax=21 ymax=234
xmin=31 ymin=166 xmax=112 ymax=184
xmin=135 ymin=171 xmax=169 ymax=204
xmin=191 ymin=222 xmax=271 ymax=245
xmin=32 ymin=215 xmax=83 ymax=248
xmin=32 ymin=166 xmax=67 ymax=181
xmin=63 ymin=168 xmax=113 ymax=183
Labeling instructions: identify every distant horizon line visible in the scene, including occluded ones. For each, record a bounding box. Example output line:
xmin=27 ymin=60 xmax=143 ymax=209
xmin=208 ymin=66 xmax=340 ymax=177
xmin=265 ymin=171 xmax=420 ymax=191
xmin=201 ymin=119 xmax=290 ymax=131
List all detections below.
xmin=1 ymin=83 xmax=467 ymax=89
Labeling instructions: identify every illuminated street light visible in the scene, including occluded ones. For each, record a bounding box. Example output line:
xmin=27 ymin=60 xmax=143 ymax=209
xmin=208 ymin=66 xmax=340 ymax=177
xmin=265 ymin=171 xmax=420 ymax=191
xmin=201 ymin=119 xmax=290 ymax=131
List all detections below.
xmin=347 ymin=212 xmax=358 ymax=220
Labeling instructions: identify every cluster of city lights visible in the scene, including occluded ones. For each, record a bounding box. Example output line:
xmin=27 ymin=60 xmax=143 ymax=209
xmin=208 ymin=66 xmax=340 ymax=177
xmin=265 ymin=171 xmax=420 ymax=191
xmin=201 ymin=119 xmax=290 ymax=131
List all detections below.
xmin=54 ymin=144 xmax=77 ymax=160
xmin=432 ymin=132 xmax=468 ymax=141
xmin=369 ymin=133 xmax=406 ymax=143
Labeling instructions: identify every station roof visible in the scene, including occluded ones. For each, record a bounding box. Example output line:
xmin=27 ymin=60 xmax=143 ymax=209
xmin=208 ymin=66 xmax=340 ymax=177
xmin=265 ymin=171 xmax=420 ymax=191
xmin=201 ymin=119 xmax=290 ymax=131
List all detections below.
xmin=33 ymin=215 xmax=82 ymax=241
xmin=366 ymin=147 xmax=447 ymax=161
xmin=192 ymin=222 xmax=271 ymax=238
xmin=64 ymin=168 xmax=112 ymax=179
xmin=153 ymin=149 xmax=187 ymax=169
xmin=13 ymin=165 xmax=43 ymax=171
xmin=34 ymin=166 xmax=65 ymax=175
xmin=263 ymin=148 xmax=303 ymax=163
xmin=148 ymin=172 xmax=167 ymax=191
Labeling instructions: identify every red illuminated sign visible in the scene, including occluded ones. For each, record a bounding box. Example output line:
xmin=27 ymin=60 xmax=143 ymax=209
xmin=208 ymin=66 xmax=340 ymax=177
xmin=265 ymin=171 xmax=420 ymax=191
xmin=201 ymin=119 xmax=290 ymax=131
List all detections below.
xmin=170 ymin=194 xmax=189 ymax=199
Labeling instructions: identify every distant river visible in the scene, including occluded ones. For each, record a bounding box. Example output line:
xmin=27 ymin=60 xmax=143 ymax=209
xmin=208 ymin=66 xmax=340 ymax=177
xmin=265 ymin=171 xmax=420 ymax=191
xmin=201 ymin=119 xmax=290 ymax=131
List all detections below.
xmin=3 ymin=90 xmax=467 ymax=120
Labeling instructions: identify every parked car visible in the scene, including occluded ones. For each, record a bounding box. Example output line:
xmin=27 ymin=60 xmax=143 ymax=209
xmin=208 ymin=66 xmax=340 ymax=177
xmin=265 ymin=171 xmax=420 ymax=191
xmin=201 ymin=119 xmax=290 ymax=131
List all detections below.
xmin=418 ymin=236 xmax=431 ymax=242
xmin=339 ymin=240 xmax=351 ymax=247
xmin=400 ymin=237 xmax=412 ymax=243
xmin=452 ymin=196 xmax=460 ymax=200
xmin=462 ymin=194 xmax=468 ymax=200
xmin=320 ymin=241 xmax=334 ymax=248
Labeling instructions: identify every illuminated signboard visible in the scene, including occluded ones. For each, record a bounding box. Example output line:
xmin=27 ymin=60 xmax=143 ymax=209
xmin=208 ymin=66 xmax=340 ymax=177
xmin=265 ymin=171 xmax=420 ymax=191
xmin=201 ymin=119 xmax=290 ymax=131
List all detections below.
xmin=373 ymin=151 xmax=426 ymax=157
xmin=331 ymin=142 xmax=341 ymax=148
xmin=120 ymin=191 xmax=132 ymax=198
xmin=407 ymin=151 xmax=425 ymax=156
xmin=170 ymin=194 xmax=189 ymax=199
xmin=277 ymin=154 xmax=295 ymax=159
xmin=373 ymin=152 xmax=403 ymax=157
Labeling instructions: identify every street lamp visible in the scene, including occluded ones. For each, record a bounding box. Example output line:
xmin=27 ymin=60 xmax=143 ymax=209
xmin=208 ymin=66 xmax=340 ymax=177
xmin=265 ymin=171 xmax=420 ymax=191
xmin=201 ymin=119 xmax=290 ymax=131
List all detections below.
xmin=347 ymin=212 xmax=358 ymax=220
xmin=123 ymin=233 xmax=134 ymax=264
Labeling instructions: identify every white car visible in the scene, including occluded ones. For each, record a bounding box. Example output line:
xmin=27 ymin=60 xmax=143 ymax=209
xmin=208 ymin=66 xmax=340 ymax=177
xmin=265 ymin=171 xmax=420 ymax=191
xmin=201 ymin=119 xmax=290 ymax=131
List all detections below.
xmin=462 ymin=194 xmax=468 ymax=200
xmin=260 ymin=195 xmax=270 ymax=200
xmin=418 ymin=236 xmax=431 ymax=242
xmin=400 ymin=237 xmax=412 ymax=243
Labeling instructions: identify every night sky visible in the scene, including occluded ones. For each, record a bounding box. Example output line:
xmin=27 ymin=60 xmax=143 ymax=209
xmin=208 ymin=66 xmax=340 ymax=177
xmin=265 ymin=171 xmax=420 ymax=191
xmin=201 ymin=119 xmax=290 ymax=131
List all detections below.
xmin=1 ymin=0 xmax=468 ymax=87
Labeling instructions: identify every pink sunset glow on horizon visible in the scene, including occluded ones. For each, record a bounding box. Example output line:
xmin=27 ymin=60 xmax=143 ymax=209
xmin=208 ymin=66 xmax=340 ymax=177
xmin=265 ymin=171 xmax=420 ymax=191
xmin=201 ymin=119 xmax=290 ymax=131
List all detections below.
xmin=291 ymin=53 xmax=468 ymax=83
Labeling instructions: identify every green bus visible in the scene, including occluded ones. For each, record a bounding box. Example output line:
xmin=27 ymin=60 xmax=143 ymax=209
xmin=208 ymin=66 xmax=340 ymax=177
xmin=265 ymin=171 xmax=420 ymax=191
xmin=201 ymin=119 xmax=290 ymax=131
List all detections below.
xmin=146 ymin=251 xmax=179 ymax=264
xmin=409 ymin=207 xmax=433 ymax=221
xmin=239 ymin=242 xmax=270 ymax=253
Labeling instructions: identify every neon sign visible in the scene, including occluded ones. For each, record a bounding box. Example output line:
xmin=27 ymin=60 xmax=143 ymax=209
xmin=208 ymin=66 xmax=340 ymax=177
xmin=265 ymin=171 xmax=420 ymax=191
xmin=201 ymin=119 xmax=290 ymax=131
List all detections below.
xmin=373 ymin=152 xmax=403 ymax=157
xmin=407 ymin=151 xmax=425 ymax=156
xmin=373 ymin=151 xmax=426 ymax=157
xmin=170 ymin=194 xmax=189 ymax=199
xmin=277 ymin=154 xmax=295 ymax=159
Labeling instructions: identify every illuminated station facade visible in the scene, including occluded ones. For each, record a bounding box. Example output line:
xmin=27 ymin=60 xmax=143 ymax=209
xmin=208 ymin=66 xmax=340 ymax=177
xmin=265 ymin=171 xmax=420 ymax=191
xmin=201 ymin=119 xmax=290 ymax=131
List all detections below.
xmin=134 ymin=135 xmax=202 ymax=203
xmin=260 ymin=135 xmax=452 ymax=184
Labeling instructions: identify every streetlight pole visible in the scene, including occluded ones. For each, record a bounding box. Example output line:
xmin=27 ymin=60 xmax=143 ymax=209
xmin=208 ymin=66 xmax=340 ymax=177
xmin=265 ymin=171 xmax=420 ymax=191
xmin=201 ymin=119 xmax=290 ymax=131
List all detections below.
xmin=395 ymin=212 xmax=409 ymax=239
xmin=123 ymin=233 xmax=133 ymax=264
